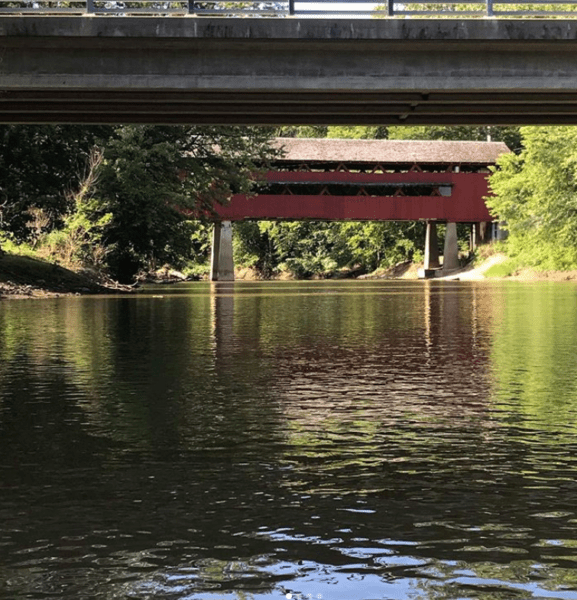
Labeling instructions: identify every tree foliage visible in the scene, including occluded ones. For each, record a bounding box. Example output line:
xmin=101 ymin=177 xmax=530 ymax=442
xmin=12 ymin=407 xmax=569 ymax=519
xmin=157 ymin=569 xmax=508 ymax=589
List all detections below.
xmin=0 ymin=125 xmax=112 ymax=241
xmin=0 ymin=124 xmax=278 ymax=281
xmin=487 ymin=126 xmax=577 ymax=270
xmin=92 ymin=125 xmax=278 ymax=281
xmin=275 ymin=126 xmax=328 ymax=138
xmin=326 ymin=126 xmax=387 ymax=140
xmin=233 ymin=219 xmax=424 ymax=278
xmin=388 ymin=125 xmax=522 ymax=151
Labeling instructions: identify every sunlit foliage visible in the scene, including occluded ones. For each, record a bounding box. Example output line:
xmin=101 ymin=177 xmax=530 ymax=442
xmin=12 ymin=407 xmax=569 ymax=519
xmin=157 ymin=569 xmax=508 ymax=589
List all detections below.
xmin=487 ymin=126 xmax=577 ymax=270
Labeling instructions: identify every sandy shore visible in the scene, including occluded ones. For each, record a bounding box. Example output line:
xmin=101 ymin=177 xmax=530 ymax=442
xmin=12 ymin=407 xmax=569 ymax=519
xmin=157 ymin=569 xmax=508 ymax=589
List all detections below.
xmin=440 ymin=254 xmax=577 ymax=282
xmin=437 ymin=254 xmax=508 ymax=281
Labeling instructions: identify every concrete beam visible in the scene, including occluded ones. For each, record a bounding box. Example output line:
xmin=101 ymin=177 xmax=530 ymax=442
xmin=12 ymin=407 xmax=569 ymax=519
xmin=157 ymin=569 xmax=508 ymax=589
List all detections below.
xmin=2 ymin=18 xmax=577 ymax=124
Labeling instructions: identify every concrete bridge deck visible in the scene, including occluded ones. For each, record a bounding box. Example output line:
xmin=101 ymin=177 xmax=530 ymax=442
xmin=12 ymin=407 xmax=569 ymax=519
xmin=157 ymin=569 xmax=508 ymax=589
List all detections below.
xmin=2 ymin=17 xmax=577 ymax=125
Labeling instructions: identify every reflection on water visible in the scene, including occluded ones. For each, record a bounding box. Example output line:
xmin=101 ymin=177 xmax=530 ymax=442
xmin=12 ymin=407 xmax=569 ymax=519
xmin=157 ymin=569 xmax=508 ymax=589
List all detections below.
xmin=1 ymin=280 xmax=577 ymax=599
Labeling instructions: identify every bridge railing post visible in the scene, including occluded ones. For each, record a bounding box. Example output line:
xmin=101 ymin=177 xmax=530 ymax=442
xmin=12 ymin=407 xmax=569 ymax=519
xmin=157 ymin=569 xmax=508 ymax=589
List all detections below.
xmin=387 ymin=0 xmax=395 ymax=16
xmin=289 ymin=0 xmax=294 ymax=15
xmin=486 ymin=0 xmax=494 ymax=16
xmin=86 ymin=0 xmax=95 ymax=14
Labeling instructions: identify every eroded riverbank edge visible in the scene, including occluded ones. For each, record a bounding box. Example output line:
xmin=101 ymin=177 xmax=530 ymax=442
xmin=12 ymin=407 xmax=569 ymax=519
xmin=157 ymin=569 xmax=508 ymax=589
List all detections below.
xmin=0 ymin=253 xmax=134 ymax=300
xmin=3 ymin=252 xmax=577 ymax=300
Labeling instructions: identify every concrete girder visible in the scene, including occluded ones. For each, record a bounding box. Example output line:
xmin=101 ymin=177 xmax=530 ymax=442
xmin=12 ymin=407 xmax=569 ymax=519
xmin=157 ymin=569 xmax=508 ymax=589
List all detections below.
xmin=2 ymin=18 xmax=577 ymax=125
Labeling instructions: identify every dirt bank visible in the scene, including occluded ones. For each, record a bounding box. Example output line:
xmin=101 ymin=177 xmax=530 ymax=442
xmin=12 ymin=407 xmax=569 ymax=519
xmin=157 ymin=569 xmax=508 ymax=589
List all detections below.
xmin=4 ymin=250 xmax=577 ymax=300
xmin=0 ymin=253 xmax=133 ymax=299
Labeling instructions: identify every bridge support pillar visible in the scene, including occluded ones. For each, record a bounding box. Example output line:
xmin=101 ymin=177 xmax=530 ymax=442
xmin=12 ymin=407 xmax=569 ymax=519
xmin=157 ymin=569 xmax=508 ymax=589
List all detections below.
xmin=479 ymin=221 xmax=493 ymax=244
xmin=443 ymin=222 xmax=460 ymax=272
xmin=494 ymin=221 xmax=509 ymax=241
xmin=210 ymin=221 xmax=234 ymax=282
xmin=424 ymin=221 xmax=440 ymax=270
xmin=470 ymin=223 xmax=477 ymax=252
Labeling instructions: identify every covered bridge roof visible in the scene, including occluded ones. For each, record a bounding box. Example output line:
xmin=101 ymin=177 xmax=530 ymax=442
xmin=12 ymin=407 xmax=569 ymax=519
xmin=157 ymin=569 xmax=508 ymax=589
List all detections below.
xmin=272 ymin=138 xmax=510 ymax=165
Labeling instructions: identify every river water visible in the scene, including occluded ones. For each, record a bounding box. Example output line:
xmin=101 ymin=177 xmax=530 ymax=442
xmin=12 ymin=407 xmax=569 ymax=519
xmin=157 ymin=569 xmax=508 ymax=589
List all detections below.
xmin=1 ymin=280 xmax=577 ymax=600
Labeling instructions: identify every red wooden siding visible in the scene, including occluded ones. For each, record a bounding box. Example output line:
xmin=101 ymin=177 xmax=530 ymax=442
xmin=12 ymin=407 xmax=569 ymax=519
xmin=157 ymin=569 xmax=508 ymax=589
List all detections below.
xmin=215 ymin=172 xmax=494 ymax=222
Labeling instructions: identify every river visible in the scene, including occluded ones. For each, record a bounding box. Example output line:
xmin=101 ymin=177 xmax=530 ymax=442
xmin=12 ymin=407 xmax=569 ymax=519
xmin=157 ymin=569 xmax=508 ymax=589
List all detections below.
xmin=1 ymin=280 xmax=577 ymax=600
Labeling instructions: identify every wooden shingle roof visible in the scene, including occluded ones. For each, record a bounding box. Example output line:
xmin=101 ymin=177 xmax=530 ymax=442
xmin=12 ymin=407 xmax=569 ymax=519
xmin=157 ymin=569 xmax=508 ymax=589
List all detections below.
xmin=273 ymin=138 xmax=510 ymax=165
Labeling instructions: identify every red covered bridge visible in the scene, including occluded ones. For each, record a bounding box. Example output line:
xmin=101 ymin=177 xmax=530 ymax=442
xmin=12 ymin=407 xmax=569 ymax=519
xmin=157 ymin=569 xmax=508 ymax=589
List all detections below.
xmin=211 ymin=138 xmax=509 ymax=280
xmin=217 ymin=138 xmax=508 ymax=222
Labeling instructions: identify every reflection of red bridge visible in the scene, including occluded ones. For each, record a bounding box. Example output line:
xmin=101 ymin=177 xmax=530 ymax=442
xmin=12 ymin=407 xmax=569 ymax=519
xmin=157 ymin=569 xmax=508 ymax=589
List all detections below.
xmin=211 ymin=138 xmax=509 ymax=280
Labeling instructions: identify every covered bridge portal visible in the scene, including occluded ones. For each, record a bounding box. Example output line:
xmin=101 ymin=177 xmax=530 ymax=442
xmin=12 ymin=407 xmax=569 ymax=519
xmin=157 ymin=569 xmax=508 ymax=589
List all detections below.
xmin=210 ymin=138 xmax=509 ymax=281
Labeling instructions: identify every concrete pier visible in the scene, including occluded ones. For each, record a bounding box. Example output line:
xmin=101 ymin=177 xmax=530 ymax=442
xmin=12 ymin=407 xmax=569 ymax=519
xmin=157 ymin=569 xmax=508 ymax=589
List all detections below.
xmin=443 ymin=222 xmax=460 ymax=272
xmin=210 ymin=221 xmax=234 ymax=281
xmin=475 ymin=221 xmax=494 ymax=246
xmin=494 ymin=221 xmax=509 ymax=241
xmin=424 ymin=221 xmax=441 ymax=271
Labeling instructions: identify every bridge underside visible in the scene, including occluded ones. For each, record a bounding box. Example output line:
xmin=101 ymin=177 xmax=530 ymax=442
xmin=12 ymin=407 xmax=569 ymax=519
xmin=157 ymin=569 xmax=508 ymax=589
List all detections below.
xmin=3 ymin=18 xmax=577 ymax=125
xmin=2 ymin=90 xmax=577 ymax=125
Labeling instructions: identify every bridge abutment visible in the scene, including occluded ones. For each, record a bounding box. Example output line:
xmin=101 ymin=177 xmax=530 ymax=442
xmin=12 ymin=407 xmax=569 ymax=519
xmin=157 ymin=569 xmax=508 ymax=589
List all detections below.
xmin=210 ymin=221 xmax=235 ymax=282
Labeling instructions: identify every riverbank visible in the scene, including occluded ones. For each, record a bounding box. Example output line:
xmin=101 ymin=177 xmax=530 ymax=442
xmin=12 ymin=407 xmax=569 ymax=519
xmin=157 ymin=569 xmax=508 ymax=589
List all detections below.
xmin=0 ymin=253 xmax=133 ymax=299
xmin=441 ymin=253 xmax=577 ymax=282
xmin=3 ymin=250 xmax=577 ymax=300
xmin=348 ymin=253 xmax=577 ymax=282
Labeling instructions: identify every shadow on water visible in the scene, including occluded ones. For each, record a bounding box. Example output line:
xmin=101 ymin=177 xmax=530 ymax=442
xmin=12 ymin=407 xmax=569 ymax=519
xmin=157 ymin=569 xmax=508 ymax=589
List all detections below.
xmin=1 ymin=281 xmax=577 ymax=599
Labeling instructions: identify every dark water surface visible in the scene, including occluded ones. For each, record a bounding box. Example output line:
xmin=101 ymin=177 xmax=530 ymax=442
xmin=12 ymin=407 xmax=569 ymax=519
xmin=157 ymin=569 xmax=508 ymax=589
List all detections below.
xmin=2 ymin=280 xmax=577 ymax=600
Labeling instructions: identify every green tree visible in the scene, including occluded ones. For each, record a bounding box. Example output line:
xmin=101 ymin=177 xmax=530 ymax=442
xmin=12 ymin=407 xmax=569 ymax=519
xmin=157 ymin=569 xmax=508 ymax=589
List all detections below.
xmin=387 ymin=125 xmax=521 ymax=151
xmin=233 ymin=219 xmax=424 ymax=278
xmin=39 ymin=148 xmax=113 ymax=268
xmin=487 ymin=126 xmax=577 ymax=270
xmin=275 ymin=126 xmax=329 ymax=138
xmin=257 ymin=221 xmax=349 ymax=278
xmin=339 ymin=221 xmax=423 ymax=271
xmin=326 ymin=126 xmax=387 ymax=139
xmin=374 ymin=1 xmax=577 ymax=18
xmin=233 ymin=221 xmax=277 ymax=276
xmin=93 ymin=125 xmax=277 ymax=281
xmin=0 ymin=125 xmax=112 ymax=243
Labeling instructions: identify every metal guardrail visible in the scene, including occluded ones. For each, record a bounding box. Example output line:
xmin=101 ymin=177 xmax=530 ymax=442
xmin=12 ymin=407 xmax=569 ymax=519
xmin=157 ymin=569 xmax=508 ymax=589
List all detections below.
xmin=0 ymin=0 xmax=285 ymax=15
xmin=1 ymin=0 xmax=577 ymax=16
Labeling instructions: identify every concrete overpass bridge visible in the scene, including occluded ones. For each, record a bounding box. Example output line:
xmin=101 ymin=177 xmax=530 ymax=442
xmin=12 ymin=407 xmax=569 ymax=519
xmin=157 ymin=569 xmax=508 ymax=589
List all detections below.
xmin=2 ymin=17 xmax=577 ymax=125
